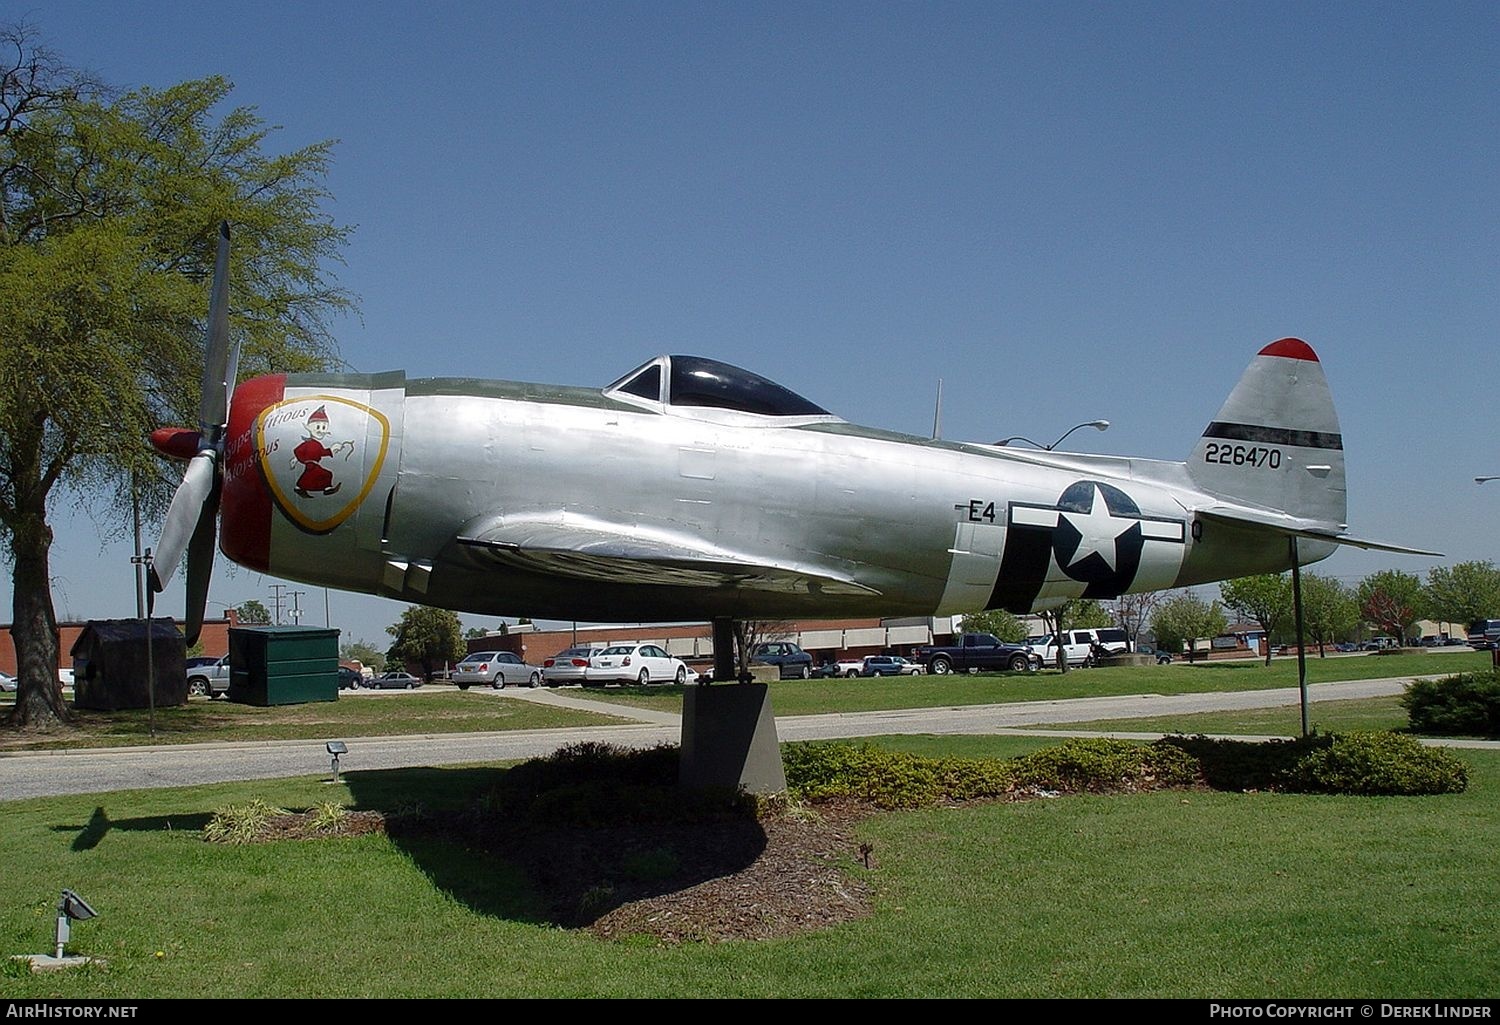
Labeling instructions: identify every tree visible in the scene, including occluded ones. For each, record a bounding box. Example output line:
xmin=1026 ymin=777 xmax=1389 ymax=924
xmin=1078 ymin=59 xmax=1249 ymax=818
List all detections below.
xmin=339 ymin=639 xmax=385 ymax=674
xmin=464 ymin=627 xmax=487 ymax=640
xmin=957 ymin=609 xmax=1027 ymax=643
xmin=1113 ymin=591 xmax=1163 ymax=652
xmin=0 ymin=26 xmax=352 ymax=728
xmin=731 ymin=620 xmax=795 ymax=680
xmin=1423 ymin=561 xmax=1500 ymax=635
xmin=1037 ymin=600 xmax=1075 ymax=673
xmin=1150 ymin=592 xmax=1228 ymax=663
xmin=1069 ymin=599 xmax=1114 ymax=630
xmin=1300 ymin=573 xmax=1359 ymax=656
xmin=385 ymin=607 xmax=464 ymax=680
xmin=236 ymin=599 xmax=270 ymax=625
xmin=1357 ymin=570 xmax=1424 ymax=645
xmin=1219 ymin=574 xmax=1293 ymax=665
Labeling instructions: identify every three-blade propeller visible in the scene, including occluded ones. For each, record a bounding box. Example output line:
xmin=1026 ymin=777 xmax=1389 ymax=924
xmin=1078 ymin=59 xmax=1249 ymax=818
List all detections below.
xmin=149 ymin=222 xmax=239 ymax=644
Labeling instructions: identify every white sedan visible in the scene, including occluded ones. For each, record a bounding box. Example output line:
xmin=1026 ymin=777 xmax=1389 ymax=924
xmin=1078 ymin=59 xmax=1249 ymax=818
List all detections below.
xmin=585 ymin=643 xmax=690 ymax=686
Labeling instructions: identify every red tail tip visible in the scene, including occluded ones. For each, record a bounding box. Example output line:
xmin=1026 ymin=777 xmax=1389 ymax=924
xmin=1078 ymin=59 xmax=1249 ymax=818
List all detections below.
xmin=1258 ymin=338 xmax=1318 ymax=362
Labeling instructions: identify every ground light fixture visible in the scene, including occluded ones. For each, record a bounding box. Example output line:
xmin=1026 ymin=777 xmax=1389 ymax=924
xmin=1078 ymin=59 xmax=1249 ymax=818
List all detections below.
xmin=13 ymin=889 xmax=103 ymax=971
xmin=327 ymin=740 xmax=348 ymax=784
xmin=55 ymin=889 xmax=97 ymax=959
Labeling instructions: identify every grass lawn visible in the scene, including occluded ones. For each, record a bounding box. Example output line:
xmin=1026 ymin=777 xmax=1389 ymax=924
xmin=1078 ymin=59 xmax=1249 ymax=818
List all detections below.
xmin=0 ymin=690 xmax=628 ymax=752
xmin=3 ymin=650 xmax=1486 ymax=752
xmin=2 ymin=737 xmax=1497 ymax=998
xmin=1019 ymin=695 xmax=1413 ymax=737
xmin=575 ymin=649 xmax=1492 ymax=717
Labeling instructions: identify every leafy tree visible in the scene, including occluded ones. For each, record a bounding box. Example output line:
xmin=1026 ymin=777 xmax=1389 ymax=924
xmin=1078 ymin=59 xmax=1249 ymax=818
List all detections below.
xmin=1357 ymin=570 xmax=1424 ymax=645
xmin=0 ymin=26 xmax=352 ymax=728
xmin=1424 ymin=562 xmax=1500 ymax=634
xmin=1151 ymin=592 xmax=1228 ymax=663
xmin=339 ymin=639 xmax=385 ymax=674
xmin=464 ymin=627 xmax=487 ymax=640
xmin=1069 ymin=599 xmax=1114 ymax=630
xmin=1220 ymin=574 xmax=1293 ymax=665
xmin=958 ymin=609 xmax=1027 ymax=643
xmin=1301 ymin=573 xmax=1359 ymax=656
xmin=236 ymin=599 xmax=271 ymax=625
xmin=385 ymin=607 xmax=464 ymax=680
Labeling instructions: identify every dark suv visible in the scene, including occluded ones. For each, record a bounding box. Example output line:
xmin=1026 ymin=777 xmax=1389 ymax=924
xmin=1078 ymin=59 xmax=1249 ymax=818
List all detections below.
xmin=750 ymin=641 xmax=815 ymax=679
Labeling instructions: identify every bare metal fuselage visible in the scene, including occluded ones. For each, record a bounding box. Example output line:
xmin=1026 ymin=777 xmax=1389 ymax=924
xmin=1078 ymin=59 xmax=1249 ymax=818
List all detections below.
xmin=221 ymin=370 xmax=1330 ymax=623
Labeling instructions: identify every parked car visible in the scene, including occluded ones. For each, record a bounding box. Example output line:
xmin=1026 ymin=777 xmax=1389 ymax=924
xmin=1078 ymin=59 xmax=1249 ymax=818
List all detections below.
xmin=451 ymin=650 xmax=543 ymax=689
xmin=337 ymin=666 xmax=362 ymax=690
xmin=542 ymin=645 xmax=607 ymax=686
xmin=0 ymin=671 xmax=15 ymax=692
xmin=832 ymin=659 xmax=866 ymax=678
xmin=891 ymin=656 xmax=924 ymax=675
xmin=187 ymin=655 xmax=232 ymax=698
xmin=184 ymin=655 xmax=221 ymax=671
xmin=585 ymin=643 xmax=689 ymax=686
xmin=367 ymin=671 xmax=423 ymax=689
xmin=749 ymin=641 xmax=815 ymax=680
xmin=860 ymin=655 xmax=913 ymax=677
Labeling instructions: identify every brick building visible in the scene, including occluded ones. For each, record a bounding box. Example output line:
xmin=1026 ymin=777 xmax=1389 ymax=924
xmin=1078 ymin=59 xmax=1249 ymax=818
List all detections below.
xmin=1 ymin=611 xmax=240 ymax=678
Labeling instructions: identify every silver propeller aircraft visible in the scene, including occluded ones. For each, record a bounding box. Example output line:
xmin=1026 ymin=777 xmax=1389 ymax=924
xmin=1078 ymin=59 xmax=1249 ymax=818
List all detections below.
xmin=150 ymin=226 xmax=1435 ymax=646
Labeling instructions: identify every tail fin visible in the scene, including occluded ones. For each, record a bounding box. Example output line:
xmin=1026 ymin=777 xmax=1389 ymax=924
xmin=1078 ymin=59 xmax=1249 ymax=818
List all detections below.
xmin=1186 ymin=338 xmax=1346 ymax=528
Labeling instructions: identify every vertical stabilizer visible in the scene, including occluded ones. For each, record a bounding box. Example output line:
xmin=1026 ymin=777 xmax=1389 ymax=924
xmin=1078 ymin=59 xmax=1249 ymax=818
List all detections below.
xmin=1186 ymin=338 xmax=1346 ymax=528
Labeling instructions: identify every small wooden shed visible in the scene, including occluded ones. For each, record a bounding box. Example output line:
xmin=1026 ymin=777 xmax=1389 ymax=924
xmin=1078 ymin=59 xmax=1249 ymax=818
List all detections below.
xmin=70 ymin=618 xmax=187 ymax=711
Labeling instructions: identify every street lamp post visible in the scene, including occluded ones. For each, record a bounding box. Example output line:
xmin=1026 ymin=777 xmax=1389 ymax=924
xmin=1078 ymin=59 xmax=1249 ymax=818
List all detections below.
xmin=996 ymin=420 xmax=1111 ymax=450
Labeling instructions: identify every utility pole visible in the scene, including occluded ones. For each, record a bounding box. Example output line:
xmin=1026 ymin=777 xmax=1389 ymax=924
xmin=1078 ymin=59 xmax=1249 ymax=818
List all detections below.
xmin=269 ymin=584 xmax=287 ymax=625
xmin=289 ymin=590 xmax=305 ymax=625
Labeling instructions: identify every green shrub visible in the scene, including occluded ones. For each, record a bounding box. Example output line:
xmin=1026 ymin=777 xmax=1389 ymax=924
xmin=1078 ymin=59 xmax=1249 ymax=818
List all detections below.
xmin=1014 ymin=738 xmax=1199 ymax=792
xmin=783 ymin=739 xmax=1191 ymax=808
xmin=1401 ymin=671 xmax=1500 ymax=737
xmin=1159 ymin=733 xmax=1329 ymax=792
xmin=1283 ymin=731 xmax=1468 ymax=796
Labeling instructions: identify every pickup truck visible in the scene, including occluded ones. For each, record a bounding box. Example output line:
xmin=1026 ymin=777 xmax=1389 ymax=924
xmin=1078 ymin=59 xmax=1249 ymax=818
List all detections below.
xmin=187 ymin=655 xmax=231 ymax=698
xmin=914 ymin=633 xmax=1041 ymax=675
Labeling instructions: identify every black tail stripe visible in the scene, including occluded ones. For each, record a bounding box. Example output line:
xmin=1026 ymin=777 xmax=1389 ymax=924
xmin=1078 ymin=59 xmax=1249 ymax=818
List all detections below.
xmin=1202 ymin=422 xmax=1343 ymax=450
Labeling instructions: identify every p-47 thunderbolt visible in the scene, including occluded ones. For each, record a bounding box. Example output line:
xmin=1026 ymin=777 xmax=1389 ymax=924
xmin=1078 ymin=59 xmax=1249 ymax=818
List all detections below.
xmin=150 ymin=227 xmax=1434 ymax=643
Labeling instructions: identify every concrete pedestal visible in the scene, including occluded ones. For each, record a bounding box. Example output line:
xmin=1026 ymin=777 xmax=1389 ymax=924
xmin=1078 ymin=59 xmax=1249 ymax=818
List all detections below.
xmin=679 ymin=683 xmax=787 ymax=794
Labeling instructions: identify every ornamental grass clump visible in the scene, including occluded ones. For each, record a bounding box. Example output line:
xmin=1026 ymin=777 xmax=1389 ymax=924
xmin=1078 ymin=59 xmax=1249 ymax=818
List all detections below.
xmin=202 ymin=798 xmax=284 ymax=844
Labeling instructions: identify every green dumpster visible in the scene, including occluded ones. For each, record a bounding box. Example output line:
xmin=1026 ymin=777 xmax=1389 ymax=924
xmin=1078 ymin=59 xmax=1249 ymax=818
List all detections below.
xmin=227 ymin=626 xmax=340 ymax=706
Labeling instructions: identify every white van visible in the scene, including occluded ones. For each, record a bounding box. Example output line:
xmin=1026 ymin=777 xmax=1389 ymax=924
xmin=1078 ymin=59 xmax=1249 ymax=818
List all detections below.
xmin=1027 ymin=628 xmax=1130 ymax=667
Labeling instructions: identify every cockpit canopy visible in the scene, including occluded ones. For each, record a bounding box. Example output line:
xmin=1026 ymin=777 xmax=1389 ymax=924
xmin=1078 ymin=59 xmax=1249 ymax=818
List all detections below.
xmin=604 ymin=355 xmax=833 ymax=419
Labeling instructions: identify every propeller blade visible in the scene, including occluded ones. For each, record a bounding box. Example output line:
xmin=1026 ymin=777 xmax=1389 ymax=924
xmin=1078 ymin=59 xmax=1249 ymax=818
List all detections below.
xmin=198 ymin=222 xmax=232 ymax=435
xmin=149 ymin=451 xmax=216 ymax=595
xmin=182 ymin=484 xmax=220 ymax=646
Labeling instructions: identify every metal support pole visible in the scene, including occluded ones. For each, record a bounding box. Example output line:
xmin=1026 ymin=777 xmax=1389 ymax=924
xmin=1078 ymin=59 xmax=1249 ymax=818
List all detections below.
xmin=131 ymin=547 xmax=157 ymax=737
xmin=711 ymin=617 xmax=736 ymax=685
xmin=1291 ymin=537 xmax=1308 ymax=737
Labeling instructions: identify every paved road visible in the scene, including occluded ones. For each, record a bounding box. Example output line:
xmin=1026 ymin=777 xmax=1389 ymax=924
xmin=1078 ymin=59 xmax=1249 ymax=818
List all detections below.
xmin=3 ymin=677 xmax=1495 ymax=801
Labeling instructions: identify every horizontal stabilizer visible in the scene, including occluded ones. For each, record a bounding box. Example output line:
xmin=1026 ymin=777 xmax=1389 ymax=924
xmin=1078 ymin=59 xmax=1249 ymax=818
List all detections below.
xmin=457 ymin=514 xmax=879 ymax=596
xmin=1196 ymin=507 xmax=1442 ymax=558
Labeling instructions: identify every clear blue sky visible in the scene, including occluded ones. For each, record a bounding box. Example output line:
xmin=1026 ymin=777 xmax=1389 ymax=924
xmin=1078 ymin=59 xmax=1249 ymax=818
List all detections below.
xmin=12 ymin=2 xmax=1498 ymax=647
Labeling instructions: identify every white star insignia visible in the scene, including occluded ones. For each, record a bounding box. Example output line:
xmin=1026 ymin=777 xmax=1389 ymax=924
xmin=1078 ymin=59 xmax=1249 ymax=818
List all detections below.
xmin=1059 ymin=484 xmax=1135 ymax=572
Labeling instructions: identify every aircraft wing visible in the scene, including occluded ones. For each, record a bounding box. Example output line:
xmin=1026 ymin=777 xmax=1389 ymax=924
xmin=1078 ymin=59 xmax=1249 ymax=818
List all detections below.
xmin=456 ymin=514 xmax=880 ymax=596
xmin=1196 ymin=507 xmax=1443 ymax=557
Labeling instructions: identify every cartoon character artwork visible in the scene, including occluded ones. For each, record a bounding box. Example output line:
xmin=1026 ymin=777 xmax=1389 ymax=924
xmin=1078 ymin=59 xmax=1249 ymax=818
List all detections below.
xmin=290 ymin=405 xmax=354 ymax=498
xmin=251 ymin=393 xmax=391 ymax=537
